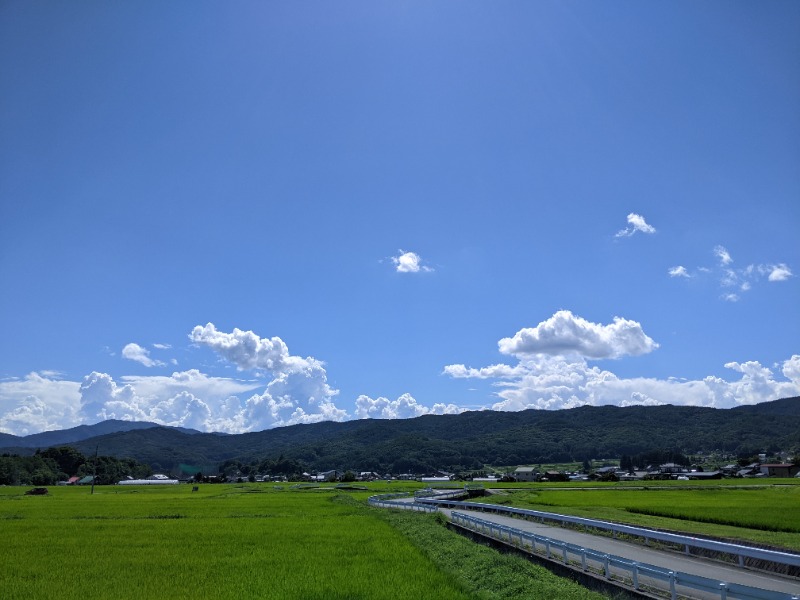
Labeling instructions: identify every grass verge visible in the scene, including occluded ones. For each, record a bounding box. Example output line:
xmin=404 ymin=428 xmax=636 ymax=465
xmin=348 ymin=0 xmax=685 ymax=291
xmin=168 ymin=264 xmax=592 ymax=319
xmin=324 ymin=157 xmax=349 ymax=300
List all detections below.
xmin=348 ymin=496 xmax=612 ymax=600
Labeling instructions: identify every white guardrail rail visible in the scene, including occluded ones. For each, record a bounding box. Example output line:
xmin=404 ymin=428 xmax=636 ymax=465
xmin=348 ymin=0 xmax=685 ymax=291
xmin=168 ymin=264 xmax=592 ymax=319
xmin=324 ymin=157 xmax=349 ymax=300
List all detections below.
xmin=417 ymin=497 xmax=800 ymax=572
xmin=367 ymin=493 xmax=437 ymax=513
xmin=451 ymin=511 xmax=799 ymax=600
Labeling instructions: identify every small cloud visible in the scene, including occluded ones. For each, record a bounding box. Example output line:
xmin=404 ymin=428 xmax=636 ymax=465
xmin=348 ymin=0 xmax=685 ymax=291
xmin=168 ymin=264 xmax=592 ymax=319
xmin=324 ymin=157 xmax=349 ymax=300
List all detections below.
xmin=714 ymin=245 xmax=733 ymax=266
xmin=391 ymin=250 xmax=433 ymax=273
xmin=668 ymin=266 xmax=690 ymax=278
xmin=122 ymin=343 xmax=165 ymax=368
xmin=766 ymin=263 xmax=792 ymax=282
xmin=615 ymin=213 xmax=656 ymax=238
xmin=153 ymin=343 xmax=171 ymax=350
xmin=671 ymin=245 xmax=792 ymax=301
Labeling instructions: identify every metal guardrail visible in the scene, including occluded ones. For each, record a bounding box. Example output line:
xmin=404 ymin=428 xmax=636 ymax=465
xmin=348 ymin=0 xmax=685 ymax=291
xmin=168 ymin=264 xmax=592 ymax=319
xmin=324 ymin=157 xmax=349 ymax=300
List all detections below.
xmin=418 ymin=498 xmax=800 ymax=571
xmin=414 ymin=487 xmax=469 ymax=500
xmin=368 ymin=493 xmax=437 ymax=513
xmin=451 ymin=512 xmax=799 ymax=600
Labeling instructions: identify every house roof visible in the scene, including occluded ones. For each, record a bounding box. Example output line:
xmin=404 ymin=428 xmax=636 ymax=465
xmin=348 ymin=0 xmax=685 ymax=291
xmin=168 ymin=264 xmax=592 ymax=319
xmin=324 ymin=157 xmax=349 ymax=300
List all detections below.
xmin=514 ymin=467 xmax=536 ymax=473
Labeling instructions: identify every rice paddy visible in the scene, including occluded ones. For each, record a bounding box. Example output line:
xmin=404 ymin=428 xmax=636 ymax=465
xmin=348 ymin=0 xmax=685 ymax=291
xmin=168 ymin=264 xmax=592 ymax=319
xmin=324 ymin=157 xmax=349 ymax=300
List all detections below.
xmin=0 ymin=483 xmax=605 ymax=600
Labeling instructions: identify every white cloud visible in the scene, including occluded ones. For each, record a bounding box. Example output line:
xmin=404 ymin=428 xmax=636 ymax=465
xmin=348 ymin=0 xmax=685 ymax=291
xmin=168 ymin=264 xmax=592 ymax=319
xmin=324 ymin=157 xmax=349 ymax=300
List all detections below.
xmin=670 ymin=247 xmax=792 ymax=300
xmin=79 ymin=371 xmax=146 ymax=422
xmin=189 ymin=323 xmax=310 ymax=373
xmin=355 ymin=393 xmax=463 ymax=419
xmin=497 ymin=310 xmax=658 ymax=360
xmin=446 ymin=352 xmax=800 ymax=412
xmin=766 ymin=264 xmax=793 ymax=282
xmin=391 ymin=250 xmax=433 ymax=273
xmin=615 ymin=213 xmax=656 ymax=238
xmin=0 ymin=372 xmax=81 ymax=435
xmin=442 ymin=363 xmax=528 ymax=379
xmin=714 ymin=245 xmax=733 ymax=266
xmin=188 ymin=324 xmax=348 ymax=431
xmin=668 ymin=266 xmax=690 ymax=278
xmin=149 ymin=391 xmax=211 ymax=431
xmin=122 ymin=343 xmax=164 ymax=368
xmin=152 ymin=343 xmax=171 ymax=350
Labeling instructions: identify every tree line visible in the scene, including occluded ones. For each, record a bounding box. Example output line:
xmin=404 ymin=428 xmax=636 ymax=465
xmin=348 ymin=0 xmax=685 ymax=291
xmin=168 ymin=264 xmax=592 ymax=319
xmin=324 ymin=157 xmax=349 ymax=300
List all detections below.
xmin=0 ymin=446 xmax=152 ymax=486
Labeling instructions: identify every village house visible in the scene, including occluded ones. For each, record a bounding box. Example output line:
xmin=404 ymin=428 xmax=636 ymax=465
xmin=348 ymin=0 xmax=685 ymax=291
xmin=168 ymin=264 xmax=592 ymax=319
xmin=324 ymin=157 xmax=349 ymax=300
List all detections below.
xmin=513 ymin=466 xmax=537 ymax=482
xmin=759 ymin=463 xmax=800 ymax=478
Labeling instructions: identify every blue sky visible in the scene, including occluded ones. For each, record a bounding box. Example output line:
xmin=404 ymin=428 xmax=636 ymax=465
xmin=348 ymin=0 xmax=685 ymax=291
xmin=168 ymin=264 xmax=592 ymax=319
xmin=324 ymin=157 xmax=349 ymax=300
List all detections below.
xmin=1 ymin=2 xmax=798 ymax=435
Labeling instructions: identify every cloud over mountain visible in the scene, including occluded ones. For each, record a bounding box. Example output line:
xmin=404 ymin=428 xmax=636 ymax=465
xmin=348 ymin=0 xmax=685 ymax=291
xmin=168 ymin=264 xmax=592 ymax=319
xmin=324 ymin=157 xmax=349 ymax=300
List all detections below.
xmin=355 ymin=393 xmax=462 ymax=419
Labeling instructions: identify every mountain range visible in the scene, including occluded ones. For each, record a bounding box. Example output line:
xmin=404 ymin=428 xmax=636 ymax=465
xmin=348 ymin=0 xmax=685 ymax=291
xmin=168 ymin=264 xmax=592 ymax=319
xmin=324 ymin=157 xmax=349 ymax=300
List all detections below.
xmin=2 ymin=397 xmax=799 ymax=473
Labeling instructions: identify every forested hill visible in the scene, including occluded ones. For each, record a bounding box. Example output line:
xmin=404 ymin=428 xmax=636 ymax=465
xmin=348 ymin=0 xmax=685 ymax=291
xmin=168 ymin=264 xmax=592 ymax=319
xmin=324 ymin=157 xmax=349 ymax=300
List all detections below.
xmin=2 ymin=397 xmax=799 ymax=473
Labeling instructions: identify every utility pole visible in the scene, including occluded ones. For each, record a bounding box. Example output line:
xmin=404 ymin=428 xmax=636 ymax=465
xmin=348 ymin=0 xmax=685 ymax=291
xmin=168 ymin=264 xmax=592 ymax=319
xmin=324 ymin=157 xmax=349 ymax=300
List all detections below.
xmin=91 ymin=444 xmax=98 ymax=495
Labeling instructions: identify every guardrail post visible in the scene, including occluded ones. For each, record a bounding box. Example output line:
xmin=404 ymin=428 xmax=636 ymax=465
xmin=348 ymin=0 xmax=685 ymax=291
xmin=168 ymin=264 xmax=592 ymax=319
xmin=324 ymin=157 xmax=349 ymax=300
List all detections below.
xmin=632 ymin=563 xmax=639 ymax=590
xmin=738 ymin=554 xmax=744 ymax=568
xmin=546 ymin=540 xmax=551 ymax=559
xmin=718 ymin=582 xmax=727 ymax=600
xmin=604 ymin=555 xmax=610 ymax=579
xmin=581 ymin=549 xmax=586 ymax=571
xmin=669 ymin=571 xmax=676 ymax=600
xmin=562 ymin=545 xmax=568 ymax=563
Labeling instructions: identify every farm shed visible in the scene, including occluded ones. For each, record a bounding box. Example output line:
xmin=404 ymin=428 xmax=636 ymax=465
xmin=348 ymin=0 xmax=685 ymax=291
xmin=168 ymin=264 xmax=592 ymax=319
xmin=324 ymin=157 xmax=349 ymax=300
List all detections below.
xmin=760 ymin=464 xmax=800 ymax=478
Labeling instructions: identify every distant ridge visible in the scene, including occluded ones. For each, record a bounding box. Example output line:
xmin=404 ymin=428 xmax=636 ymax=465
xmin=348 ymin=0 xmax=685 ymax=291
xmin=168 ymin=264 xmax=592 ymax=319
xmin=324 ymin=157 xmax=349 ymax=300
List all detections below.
xmin=1 ymin=397 xmax=798 ymax=473
xmin=0 ymin=419 xmax=201 ymax=449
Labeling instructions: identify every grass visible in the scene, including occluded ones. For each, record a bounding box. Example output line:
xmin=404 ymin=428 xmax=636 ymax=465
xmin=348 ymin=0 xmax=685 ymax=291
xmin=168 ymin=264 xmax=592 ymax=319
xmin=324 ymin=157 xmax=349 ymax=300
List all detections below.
xmin=0 ymin=483 xmax=612 ymax=600
xmin=469 ymin=481 xmax=800 ymax=550
xmin=361 ymin=498 xmax=608 ymax=600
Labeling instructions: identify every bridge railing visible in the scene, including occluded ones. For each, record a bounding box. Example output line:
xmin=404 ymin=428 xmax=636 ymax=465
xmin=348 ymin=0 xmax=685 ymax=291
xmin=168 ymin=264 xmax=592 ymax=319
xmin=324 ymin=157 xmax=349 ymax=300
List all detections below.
xmin=419 ymin=498 xmax=800 ymax=572
xmin=368 ymin=493 xmax=437 ymax=513
xmin=451 ymin=512 xmax=799 ymax=600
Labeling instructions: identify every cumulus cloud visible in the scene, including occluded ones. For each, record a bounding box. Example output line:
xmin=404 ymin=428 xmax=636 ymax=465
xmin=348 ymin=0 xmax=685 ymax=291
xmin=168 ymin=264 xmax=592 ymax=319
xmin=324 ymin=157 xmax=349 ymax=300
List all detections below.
xmin=445 ymin=352 xmax=800 ymax=412
xmin=355 ymin=393 xmax=463 ymax=419
xmin=122 ymin=343 xmax=164 ymax=367
xmin=668 ymin=266 xmax=690 ymax=278
xmin=391 ymin=250 xmax=433 ymax=273
xmin=0 ymin=373 xmax=81 ymax=435
xmin=615 ymin=213 xmax=656 ymax=238
xmin=79 ymin=371 xmax=146 ymax=422
xmin=189 ymin=323 xmax=310 ymax=373
xmin=497 ymin=310 xmax=658 ymax=360
xmin=189 ymin=323 xmax=348 ymax=431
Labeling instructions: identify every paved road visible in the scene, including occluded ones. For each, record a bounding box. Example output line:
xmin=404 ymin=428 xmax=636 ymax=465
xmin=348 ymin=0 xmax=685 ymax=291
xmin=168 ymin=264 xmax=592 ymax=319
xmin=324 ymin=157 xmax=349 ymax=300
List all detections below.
xmin=400 ymin=497 xmax=800 ymax=597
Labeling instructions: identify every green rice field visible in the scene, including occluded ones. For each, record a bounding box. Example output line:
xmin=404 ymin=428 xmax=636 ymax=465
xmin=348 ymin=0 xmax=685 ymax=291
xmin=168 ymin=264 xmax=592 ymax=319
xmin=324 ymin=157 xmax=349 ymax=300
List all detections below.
xmin=0 ymin=483 xmax=605 ymax=600
xmin=472 ymin=481 xmax=800 ymax=551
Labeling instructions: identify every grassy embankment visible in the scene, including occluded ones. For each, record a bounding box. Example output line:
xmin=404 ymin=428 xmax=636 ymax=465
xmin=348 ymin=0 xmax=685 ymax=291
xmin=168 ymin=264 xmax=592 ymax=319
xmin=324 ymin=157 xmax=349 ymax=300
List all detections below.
xmin=469 ymin=481 xmax=800 ymax=551
xmin=0 ymin=483 xmax=607 ymax=600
